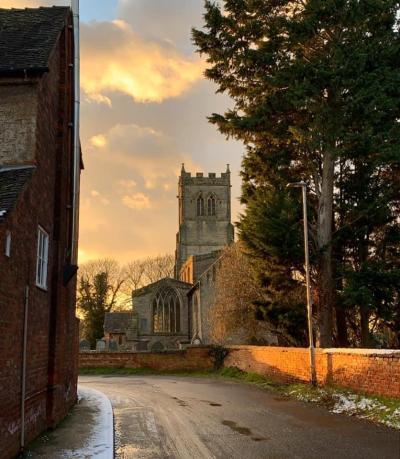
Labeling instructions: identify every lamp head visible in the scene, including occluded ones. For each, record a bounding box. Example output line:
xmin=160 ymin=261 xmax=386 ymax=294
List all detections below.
xmin=286 ymin=181 xmax=307 ymax=189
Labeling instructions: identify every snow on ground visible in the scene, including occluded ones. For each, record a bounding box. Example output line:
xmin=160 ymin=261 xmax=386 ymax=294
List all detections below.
xmin=288 ymin=386 xmax=400 ymax=429
xmin=63 ymin=387 xmax=114 ymax=458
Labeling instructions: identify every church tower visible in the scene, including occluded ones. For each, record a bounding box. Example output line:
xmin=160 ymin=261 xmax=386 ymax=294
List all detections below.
xmin=175 ymin=164 xmax=234 ymax=277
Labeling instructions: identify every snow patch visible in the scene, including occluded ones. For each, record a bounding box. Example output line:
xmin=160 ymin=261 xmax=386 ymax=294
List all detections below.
xmin=62 ymin=386 xmax=114 ymax=458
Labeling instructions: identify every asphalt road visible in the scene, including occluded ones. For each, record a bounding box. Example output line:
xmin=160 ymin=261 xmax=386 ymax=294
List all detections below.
xmin=79 ymin=375 xmax=400 ymax=459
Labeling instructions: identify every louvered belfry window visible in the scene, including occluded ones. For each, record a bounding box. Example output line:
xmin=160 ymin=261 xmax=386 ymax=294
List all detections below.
xmin=197 ymin=195 xmax=205 ymax=216
xmin=207 ymin=195 xmax=216 ymax=216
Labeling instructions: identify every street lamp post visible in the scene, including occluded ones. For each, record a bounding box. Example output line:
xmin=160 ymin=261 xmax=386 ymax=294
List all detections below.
xmin=287 ymin=181 xmax=317 ymax=386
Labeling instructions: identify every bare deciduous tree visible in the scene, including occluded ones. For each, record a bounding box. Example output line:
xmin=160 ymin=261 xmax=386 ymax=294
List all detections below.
xmin=209 ymin=243 xmax=266 ymax=344
xmin=78 ymin=258 xmax=127 ymax=310
xmin=142 ymin=254 xmax=175 ymax=284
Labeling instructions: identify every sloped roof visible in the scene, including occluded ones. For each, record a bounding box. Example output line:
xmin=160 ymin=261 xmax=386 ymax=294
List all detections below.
xmin=0 ymin=7 xmax=70 ymax=74
xmin=0 ymin=166 xmax=35 ymax=222
xmin=104 ymin=312 xmax=133 ymax=333
xmin=133 ymin=277 xmax=193 ymax=297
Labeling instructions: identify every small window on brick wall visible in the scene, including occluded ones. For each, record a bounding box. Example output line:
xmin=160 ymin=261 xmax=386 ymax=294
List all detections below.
xmin=36 ymin=226 xmax=49 ymax=290
xmin=5 ymin=230 xmax=11 ymax=257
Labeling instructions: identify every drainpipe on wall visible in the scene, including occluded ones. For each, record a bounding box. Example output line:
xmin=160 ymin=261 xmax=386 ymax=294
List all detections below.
xmin=20 ymin=285 xmax=29 ymax=453
xmin=71 ymin=0 xmax=80 ymax=264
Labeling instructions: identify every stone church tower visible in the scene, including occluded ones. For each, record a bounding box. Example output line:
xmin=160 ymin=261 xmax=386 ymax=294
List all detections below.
xmin=175 ymin=164 xmax=234 ymax=277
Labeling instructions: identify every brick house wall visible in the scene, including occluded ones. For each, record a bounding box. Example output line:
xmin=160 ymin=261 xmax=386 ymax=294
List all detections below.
xmin=0 ymin=11 xmax=79 ymax=459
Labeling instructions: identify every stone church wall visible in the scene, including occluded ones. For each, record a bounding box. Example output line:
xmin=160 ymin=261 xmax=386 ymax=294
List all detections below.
xmin=175 ymin=169 xmax=234 ymax=275
xmin=132 ymin=280 xmax=191 ymax=351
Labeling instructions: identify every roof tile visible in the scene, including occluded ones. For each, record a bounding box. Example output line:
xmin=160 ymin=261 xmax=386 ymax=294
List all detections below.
xmin=0 ymin=7 xmax=70 ymax=74
xmin=0 ymin=166 xmax=35 ymax=221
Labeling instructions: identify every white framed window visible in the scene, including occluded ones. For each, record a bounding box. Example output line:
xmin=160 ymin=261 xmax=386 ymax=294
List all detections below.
xmin=5 ymin=230 xmax=11 ymax=257
xmin=36 ymin=226 xmax=49 ymax=289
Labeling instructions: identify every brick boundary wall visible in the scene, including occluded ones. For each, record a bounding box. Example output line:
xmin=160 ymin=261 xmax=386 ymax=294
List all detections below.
xmin=224 ymin=346 xmax=400 ymax=398
xmin=79 ymin=346 xmax=214 ymax=372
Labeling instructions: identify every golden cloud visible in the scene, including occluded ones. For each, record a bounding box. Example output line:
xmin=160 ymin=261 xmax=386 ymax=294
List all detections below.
xmin=122 ymin=193 xmax=151 ymax=210
xmin=90 ymin=134 xmax=107 ymax=148
xmin=81 ymin=20 xmax=205 ymax=104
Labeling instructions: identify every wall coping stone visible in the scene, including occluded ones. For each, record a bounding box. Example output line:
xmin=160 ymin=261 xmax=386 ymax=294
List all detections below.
xmin=226 ymin=345 xmax=400 ymax=357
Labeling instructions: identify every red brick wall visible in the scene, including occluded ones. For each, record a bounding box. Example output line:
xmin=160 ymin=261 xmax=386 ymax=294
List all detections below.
xmin=225 ymin=346 xmax=400 ymax=398
xmin=79 ymin=347 xmax=214 ymax=372
xmin=0 ymin=15 xmax=78 ymax=459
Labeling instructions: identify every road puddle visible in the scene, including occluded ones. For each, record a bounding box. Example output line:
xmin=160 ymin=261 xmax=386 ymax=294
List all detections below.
xmin=221 ymin=420 xmax=267 ymax=442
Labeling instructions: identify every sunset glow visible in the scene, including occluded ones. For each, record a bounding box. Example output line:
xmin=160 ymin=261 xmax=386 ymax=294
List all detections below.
xmin=4 ymin=0 xmax=243 ymax=263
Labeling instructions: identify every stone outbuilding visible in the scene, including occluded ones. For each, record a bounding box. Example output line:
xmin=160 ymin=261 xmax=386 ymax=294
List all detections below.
xmin=103 ymin=312 xmax=135 ymax=348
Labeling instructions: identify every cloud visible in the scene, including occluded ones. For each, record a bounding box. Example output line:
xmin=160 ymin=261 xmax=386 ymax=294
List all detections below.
xmin=78 ymin=121 xmax=200 ymax=262
xmin=122 ymin=193 xmax=151 ymax=210
xmin=90 ymin=134 xmax=107 ymax=148
xmin=88 ymin=123 xmax=198 ymax=191
xmin=81 ymin=20 xmax=205 ymax=104
xmin=117 ymin=0 xmax=204 ymax=53
xmin=117 ymin=179 xmax=137 ymax=191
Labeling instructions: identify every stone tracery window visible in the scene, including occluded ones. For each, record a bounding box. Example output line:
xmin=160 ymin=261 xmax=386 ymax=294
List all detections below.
xmin=207 ymin=195 xmax=216 ymax=216
xmin=197 ymin=195 xmax=205 ymax=216
xmin=152 ymin=287 xmax=181 ymax=333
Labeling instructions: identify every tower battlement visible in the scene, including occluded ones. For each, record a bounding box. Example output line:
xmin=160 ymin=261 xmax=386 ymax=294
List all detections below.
xmin=179 ymin=164 xmax=231 ymax=184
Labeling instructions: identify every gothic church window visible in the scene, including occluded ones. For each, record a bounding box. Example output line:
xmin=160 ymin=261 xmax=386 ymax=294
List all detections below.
xmin=153 ymin=287 xmax=181 ymax=333
xmin=207 ymin=195 xmax=216 ymax=216
xmin=197 ymin=195 xmax=205 ymax=216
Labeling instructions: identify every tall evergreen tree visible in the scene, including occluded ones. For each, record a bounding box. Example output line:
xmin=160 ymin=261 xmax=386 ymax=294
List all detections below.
xmin=193 ymin=0 xmax=400 ymax=346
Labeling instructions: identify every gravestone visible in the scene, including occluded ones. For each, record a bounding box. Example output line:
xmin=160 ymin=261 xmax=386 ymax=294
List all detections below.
xmin=79 ymin=339 xmax=90 ymax=351
xmin=136 ymin=340 xmax=149 ymax=351
xmin=96 ymin=339 xmax=106 ymax=351
xmin=151 ymin=341 xmax=164 ymax=352
xmin=108 ymin=340 xmax=118 ymax=351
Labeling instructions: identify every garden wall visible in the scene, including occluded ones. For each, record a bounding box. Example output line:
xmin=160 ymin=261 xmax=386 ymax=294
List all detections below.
xmin=79 ymin=346 xmax=213 ymax=372
xmin=225 ymin=346 xmax=400 ymax=398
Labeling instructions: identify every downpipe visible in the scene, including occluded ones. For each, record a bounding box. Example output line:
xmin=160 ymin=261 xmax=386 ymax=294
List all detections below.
xmin=20 ymin=285 xmax=29 ymax=453
xmin=71 ymin=0 xmax=80 ymax=264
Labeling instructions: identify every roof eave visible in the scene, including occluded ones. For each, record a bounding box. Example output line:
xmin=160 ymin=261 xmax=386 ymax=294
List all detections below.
xmin=0 ymin=67 xmax=49 ymax=78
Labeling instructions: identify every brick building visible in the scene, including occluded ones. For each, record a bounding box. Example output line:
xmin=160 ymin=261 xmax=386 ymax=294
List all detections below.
xmin=0 ymin=7 xmax=81 ymax=458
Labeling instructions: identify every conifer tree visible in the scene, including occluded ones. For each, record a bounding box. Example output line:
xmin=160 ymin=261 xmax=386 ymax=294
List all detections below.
xmin=78 ymin=272 xmax=113 ymax=348
xmin=193 ymin=0 xmax=400 ymax=346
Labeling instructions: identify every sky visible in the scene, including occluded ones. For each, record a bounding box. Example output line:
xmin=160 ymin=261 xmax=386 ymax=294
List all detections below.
xmin=3 ymin=0 xmax=244 ymax=264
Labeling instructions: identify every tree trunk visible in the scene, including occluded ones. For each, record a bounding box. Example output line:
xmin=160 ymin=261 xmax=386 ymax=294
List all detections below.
xmin=317 ymin=150 xmax=335 ymax=347
xmin=335 ymin=307 xmax=349 ymax=347
xmin=360 ymin=307 xmax=370 ymax=348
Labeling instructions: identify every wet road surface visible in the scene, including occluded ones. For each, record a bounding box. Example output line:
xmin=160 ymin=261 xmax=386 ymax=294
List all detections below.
xmin=79 ymin=375 xmax=400 ymax=459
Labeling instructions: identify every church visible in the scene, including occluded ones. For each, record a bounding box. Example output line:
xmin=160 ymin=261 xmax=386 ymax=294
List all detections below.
xmin=103 ymin=165 xmax=234 ymax=351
